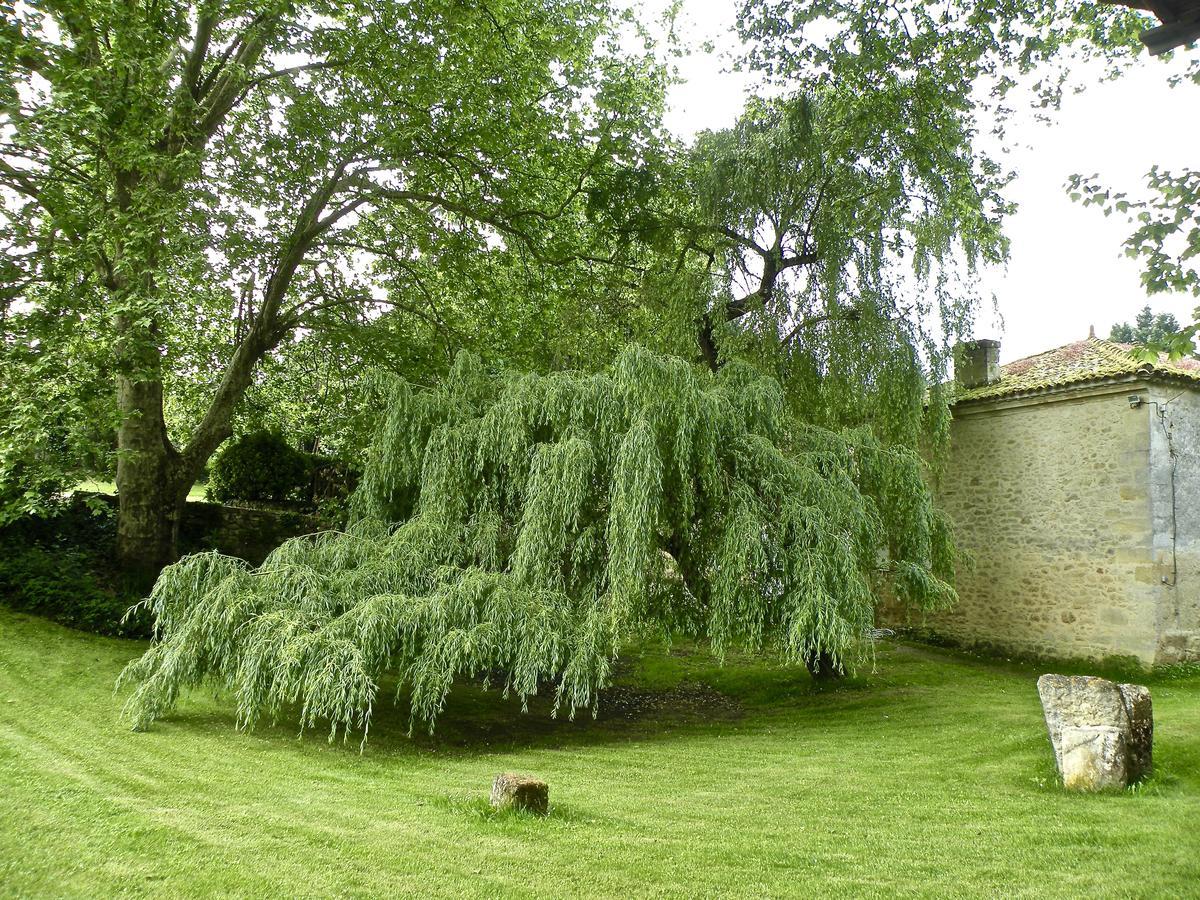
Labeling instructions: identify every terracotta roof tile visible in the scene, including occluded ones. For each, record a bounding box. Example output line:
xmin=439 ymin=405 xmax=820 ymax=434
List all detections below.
xmin=954 ymin=336 xmax=1200 ymax=403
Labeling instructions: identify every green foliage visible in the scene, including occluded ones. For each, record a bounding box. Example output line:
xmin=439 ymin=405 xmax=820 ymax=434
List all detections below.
xmin=206 ymin=431 xmax=310 ymax=505
xmin=1074 ymin=160 xmax=1200 ymax=363
xmin=1064 ymin=51 xmax=1200 ymax=360
xmin=205 ymin=428 xmax=358 ymax=514
xmin=736 ymin=1 xmax=1149 ymax=109
xmin=0 ymin=308 xmax=117 ymax=524
xmin=120 ymin=347 xmax=956 ymax=739
xmin=1127 ymin=165 xmax=1200 ymax=298
xmin=0 ymin=503 xmax=147 ymax=637
xmin=712 ymin=0 xmax=1156 ymax=388
xmin=665 ymin=86 xmax=993 ymax=448
xmin=630 ymin=3 xmax=1152 ymax=445
xmin=1071 ymin=162 xmax=1200 ymax=306
xmin=1 ymin=0 xmax=669 ymax=561
xmin=1109 ymin=305 xmax=1181 ymax=345
xmin=0 ymin=545 xmax=141 ymax=637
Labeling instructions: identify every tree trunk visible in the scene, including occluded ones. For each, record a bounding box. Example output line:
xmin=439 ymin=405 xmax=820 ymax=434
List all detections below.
xmin=698 ymin=313 xmax=721 ymax=372
xmin=115 ymin=375 xmax=190 ymax=580
xmin=803 ymin=650 xmax=844 ymax=683
xmin=113 ymin=323 xmax=276 ymax=579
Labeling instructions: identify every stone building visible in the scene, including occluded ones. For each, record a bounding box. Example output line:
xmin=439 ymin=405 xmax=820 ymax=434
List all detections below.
xmin=917 ymin=334 xmax=1200 ymax=666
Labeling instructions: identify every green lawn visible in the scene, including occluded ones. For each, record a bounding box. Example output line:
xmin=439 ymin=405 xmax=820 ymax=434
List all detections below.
xmin=73 ymin=479 xmax=210 ymax=502
xmin=1 ymin=609 xmax=1197 ymax=898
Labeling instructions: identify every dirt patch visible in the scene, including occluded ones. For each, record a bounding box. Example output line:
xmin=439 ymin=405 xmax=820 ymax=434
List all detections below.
xmin=379 ymin=674 xmax=746 ymax=754
xmin=596 ymin=680 xmax=743 ymax=723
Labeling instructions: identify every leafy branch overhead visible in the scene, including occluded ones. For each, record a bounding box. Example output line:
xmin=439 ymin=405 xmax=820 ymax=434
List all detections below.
xmin=119 ymin=348 xmax=956 ymax=738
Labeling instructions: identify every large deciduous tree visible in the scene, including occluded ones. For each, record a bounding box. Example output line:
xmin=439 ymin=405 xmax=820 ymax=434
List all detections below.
xmin=644 ymin=0 xmax=1161 ymax=421
xmin=0 ymin=0 xmax=661 ymax=575
xmin=639 ymin=1 xmax=1151 ymax=375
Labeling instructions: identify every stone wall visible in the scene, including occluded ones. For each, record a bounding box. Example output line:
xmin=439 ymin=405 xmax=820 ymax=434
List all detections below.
xmin=1149 ymin=384 xmax=1200 ymax=662
xmin=79 ymin=492 xmax=322 ymax=565
xmin=178 ymin=501 xmax=323 ymax=565
xmin=911 ymin=381 xmax=1167 ymax=665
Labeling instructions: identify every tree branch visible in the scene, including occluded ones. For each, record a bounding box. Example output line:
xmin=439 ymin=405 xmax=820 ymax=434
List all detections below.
xmin=781 ymin=307 xmax=862 ymax=347
xmin=243 ymin=59 xmax=350 ymax=90
xmin=179 ymin=157 xmax=358 ymax=470
xmin=184 ymin=10 xmax=218 ymax=98
xmin=193 ymin=12 xmax=280 ymax=142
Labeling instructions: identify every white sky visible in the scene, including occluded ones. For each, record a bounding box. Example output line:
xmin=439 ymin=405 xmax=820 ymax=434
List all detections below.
xmin=639 ymin=0 xmax=1200 ymax=364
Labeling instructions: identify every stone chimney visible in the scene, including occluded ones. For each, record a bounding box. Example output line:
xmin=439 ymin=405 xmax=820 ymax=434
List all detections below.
xmin=956 ymin=339 xmax=1001 ymax=390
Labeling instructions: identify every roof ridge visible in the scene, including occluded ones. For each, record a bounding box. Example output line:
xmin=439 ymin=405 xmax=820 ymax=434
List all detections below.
xmin=953 ymin=333 xmax=1200 ymax=404
xmin=1002 ymin=340 xmax=1088 ymax=370
xmin=1088 ymin=335 xmax=1143 ymax=366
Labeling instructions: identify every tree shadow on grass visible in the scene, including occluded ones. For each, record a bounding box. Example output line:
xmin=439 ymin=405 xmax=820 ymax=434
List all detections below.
xmin=149 ymin=675 xmax=747 ymax=758
xmin=349 ymin=643 xmax=889 ymax=756
xmin=145 ymin=641 xmax=901 ymax=758
xmin=352 ymin=666 xmax=750 ymax=757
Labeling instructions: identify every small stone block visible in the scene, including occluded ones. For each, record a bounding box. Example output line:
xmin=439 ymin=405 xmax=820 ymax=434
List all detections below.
xmin=1060 ymin=725 xmax=1126 ymax=792
xmin=490 ymin=773 xmax=549 ymax=815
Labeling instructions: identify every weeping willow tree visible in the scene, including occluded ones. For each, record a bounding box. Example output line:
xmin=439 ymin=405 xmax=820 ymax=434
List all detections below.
xmin=116 ymin=22 xmax=985 ymax=744
xmin=119 ymin=346 xmax=955 ymax=740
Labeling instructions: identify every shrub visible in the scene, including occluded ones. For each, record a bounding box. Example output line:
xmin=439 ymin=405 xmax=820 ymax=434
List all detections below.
xmin=0 ymin=501 xmax=148 ymax=637
xmin=0 ymin=458 xmax=70 ymax=526
xmin=207 ymin=431 xmax=310 ymax=505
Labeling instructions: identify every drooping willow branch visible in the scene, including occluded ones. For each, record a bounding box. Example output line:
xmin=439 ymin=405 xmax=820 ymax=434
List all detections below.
xmin=118 ymin=347 xmax=956 ymax=740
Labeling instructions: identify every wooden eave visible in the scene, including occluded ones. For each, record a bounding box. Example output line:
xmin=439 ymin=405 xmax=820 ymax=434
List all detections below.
xmin=1099 ymin=0 xmax=1200 ymax=53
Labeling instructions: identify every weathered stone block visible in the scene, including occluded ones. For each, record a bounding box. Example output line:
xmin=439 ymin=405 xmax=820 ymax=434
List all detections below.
xmin=1036 ymin=673 xmax=1153 ymax=789
xmin=1060 ymin=725 xmax=1127 ymax=791
xmin=1036 ymin=674 xmax=1128 ymax=772
xmin=490 ymin=773 xmax=549 ymax=815
xmin=1118 ymin=683 xmax=1153 ymax=782
xmin=1159 ymin=630 xmax=1200 ymax=664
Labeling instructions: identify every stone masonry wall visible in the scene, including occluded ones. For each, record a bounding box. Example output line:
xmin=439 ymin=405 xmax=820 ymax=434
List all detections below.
xmin=915 ymin=382 xmax=1164 ymax=665
xmin=77 ymin=492 xmax=321 ymax=565
xmin=178 ymin=501 xmax=323 ymax=565
xmin=1149 ymin=384 xmax=1200 ymax=662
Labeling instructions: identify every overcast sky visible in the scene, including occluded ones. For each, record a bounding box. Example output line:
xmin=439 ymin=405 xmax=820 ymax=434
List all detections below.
xmin=641 ymin=1 xmax=1200 ymax=364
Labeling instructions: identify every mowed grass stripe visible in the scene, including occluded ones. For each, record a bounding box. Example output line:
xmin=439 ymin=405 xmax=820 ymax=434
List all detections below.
xmin=1 ymin=608 xmax=1198 ymax=898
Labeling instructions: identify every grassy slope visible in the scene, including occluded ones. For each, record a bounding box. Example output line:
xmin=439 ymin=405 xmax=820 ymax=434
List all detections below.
xmin=0 ymin=609 xmax=1197 ymax=899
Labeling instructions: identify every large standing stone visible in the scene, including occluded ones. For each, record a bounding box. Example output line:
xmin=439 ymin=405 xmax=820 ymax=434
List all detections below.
xmin=1060 ymin=725 xmax=1127 ymax=791
xmin=1036 ymin=675 xmax=1128 ymax=770
xmin=1118 ymin=683 xmax=1153 ymax=782
xmin=490 ymin=773 xmax=549 ymax=815
xmin=1036 ymin=674 xmax=1153 ymax=790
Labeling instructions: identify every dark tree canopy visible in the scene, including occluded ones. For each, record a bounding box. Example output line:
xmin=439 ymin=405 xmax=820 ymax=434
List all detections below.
xmin=1109 ymin=305 xmax=1181 ymax=344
